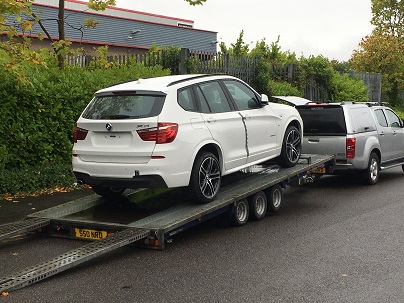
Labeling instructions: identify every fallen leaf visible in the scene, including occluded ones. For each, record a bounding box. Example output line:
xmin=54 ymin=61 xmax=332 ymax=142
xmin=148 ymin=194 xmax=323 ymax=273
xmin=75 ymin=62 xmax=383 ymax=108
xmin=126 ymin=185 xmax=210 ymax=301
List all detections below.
xmin=13 ymin=200 xmax=19 ymax=203
xmin=1 ymin=292 xmax=9 ymax=297
xmin=341 ymin=274 xmax=348 ymax=277
xmin=12 ymin=252 xmax=18 ymax=256
xmin=31 ymin=208 xmax=36 ymax=210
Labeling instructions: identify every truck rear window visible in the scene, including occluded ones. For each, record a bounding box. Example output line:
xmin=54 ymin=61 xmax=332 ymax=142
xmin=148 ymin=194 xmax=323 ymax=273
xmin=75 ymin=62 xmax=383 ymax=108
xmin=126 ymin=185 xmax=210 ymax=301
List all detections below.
xmin=297 ymin=105 xmax=347 ymax=135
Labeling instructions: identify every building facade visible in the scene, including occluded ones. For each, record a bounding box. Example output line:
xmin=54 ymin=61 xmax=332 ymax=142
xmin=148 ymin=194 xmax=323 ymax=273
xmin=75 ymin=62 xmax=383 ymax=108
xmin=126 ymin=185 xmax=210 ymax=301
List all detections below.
xmin=4 ymin=0 xmax=218 ymax=55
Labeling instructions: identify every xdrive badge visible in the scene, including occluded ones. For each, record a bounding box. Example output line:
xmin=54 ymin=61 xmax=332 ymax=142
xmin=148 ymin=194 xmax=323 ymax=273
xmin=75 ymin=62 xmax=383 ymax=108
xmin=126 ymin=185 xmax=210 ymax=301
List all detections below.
xmin=106 ymin=123 xmax=112 ymax=131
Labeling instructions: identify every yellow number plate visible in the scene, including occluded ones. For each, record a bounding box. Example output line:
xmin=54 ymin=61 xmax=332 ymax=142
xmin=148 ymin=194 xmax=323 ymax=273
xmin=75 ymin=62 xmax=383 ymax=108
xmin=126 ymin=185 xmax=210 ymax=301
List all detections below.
xmin=75 ymin=228 xmax=107 ymax=240
xmin=311 ymin=166 xmax=326 ymax=174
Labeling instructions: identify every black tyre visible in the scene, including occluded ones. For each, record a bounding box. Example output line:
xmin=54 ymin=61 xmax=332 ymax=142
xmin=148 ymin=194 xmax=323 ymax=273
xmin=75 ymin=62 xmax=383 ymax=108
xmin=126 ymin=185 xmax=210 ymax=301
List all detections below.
xmin=188 ymin=151 xmax=221 ymax=204
xmin=248 ymin=191 xmax=267 ymax=221
xmin=267 ymin=184 xmax=283 ymax=213
xmin=92 ymin=185 xmax=126 ymax=199
xmin=402 ymin=164 xmax=404 ymax=173
xmin=361 ymin=152 xmax=379 ymax=185
xmin=277 ymin=125 xmax=301 ymax=167
xmin=232 ymin=199 xmax=249 ymax=226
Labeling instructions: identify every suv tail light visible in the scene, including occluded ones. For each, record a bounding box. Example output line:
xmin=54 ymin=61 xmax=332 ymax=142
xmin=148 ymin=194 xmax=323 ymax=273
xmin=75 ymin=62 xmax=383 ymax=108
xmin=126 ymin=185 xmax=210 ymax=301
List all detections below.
xmin=346 ymin=138 xmax=356 ymax=159
xmin=137 ymin=123 xmax=178 ymax=144
xmin=73 ymin=124 xmax=88 ymax=143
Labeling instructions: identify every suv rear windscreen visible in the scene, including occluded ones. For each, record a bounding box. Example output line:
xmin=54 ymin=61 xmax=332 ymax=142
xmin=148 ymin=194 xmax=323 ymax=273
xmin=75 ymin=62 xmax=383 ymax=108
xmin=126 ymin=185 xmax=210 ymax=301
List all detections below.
xmin=82 ymin=94 xmax=165 ymax=120
xmin=297 ymin=105 xmax=347 ymax=135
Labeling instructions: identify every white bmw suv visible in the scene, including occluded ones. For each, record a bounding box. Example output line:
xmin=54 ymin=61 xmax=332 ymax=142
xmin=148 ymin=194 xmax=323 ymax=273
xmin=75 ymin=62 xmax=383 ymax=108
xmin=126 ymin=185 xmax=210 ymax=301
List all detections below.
xmin=73 ymin=74 xmax=303 ymax=203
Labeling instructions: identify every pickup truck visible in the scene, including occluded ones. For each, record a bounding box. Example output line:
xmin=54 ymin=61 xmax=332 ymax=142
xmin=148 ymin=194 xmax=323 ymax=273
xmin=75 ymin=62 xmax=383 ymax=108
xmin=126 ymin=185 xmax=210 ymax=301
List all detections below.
xmin=273 ymin=97 xmax=404 ymax=184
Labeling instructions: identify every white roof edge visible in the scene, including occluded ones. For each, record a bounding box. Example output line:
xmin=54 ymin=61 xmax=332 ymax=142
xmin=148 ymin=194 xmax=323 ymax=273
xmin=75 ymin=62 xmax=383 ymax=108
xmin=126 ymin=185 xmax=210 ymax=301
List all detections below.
xmin=272 ymin=96 xmax=312 ymax=106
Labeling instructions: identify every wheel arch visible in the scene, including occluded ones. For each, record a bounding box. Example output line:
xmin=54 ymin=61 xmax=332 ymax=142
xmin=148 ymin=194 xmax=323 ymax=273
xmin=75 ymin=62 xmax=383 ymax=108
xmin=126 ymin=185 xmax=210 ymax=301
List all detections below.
xmin=287 ymin=119 xmax=302 ymax=135
xmin=370 ymin=148 xmax=381 ymax=164
xmin=357 ymin=137 xmax=381 ymax=170
xmin=191 ymin=142 xmax=223 ymax=173
xmin=278 ymin=118 xmax=303 ymax=145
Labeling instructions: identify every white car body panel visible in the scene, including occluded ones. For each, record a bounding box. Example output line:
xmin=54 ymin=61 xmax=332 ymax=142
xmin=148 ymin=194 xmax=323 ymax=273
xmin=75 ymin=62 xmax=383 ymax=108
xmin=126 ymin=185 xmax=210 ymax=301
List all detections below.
xmin=72 ymin=75 xmax=303 ymax=198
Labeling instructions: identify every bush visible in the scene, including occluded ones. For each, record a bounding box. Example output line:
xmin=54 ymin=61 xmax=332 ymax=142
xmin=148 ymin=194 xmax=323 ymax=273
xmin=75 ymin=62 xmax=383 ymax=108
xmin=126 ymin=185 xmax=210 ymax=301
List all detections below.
xmin=268 ymin=80 xmax=302 ymax=96
xmin=329 ymin=73 xmax=369 ymax=102
xmin=0 ymin=59 xmax=170 ymax=170
xmin=0 ymin=162 xmax=77 ymax=196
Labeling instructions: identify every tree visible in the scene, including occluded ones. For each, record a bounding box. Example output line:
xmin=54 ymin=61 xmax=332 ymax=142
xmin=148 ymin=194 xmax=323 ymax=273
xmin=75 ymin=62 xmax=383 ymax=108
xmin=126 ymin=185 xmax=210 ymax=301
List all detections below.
xmin=371 ymin=0 xmax=403 ymax=37
xmin=351 ymin=0 xmax=403 ymax=105
xmin=220 ymin=30 xmax=250 ymax=55
xmin=184 ymin=0 xmax=206 ymax=4
xmin=351 ymin=34 xmax=403 ymax=104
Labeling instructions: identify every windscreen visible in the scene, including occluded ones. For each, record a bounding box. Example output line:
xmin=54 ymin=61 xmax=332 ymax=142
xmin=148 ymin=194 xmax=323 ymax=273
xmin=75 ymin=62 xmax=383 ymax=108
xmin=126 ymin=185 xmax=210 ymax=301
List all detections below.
xmin=297 ymin=105 xmax=347 ymax=135
xmin=82 ymin=94 xmax=165 ymax=120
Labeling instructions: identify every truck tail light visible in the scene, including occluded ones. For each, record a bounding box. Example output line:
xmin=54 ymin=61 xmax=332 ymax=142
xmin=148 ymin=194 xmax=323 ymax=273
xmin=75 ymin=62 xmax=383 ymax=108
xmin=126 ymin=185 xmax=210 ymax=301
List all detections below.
xmin=346 ymin=138 xmax=356 ymax=159
xmin=137 ymin=123 xmax=178 ymax=144
xmin=73 ymin=124 xmax=88 ymax=143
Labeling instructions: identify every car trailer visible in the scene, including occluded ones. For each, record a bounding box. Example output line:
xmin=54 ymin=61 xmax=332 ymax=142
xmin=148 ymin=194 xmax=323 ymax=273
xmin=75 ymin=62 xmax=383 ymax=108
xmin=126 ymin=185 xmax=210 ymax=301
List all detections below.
xmin=0 ymin=154 xmax=334 ymax=293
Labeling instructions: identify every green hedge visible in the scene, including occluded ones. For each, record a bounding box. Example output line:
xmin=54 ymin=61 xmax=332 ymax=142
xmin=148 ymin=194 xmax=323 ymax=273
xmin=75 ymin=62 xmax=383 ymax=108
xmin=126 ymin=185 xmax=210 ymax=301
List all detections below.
xmin=0 ymin=59 xmax=170 ymax=195
xmin=0 ymin=162 xmax=77 ymax=196
xmin=0 ymin=62 xmax=170 ymax=170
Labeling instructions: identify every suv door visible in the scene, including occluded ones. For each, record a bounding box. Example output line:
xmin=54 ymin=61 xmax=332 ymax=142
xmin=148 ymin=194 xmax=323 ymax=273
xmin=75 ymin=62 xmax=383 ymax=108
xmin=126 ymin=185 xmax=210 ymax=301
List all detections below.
xmin=221 ymin=79 xmax=277 ymax=164
xmin=196 ymin=81 xmax=247 ymax=171
xmin=384 ymin=108 xmax=404 ymax=159
xmin=373 ymin=108 xmax=394 ymax=162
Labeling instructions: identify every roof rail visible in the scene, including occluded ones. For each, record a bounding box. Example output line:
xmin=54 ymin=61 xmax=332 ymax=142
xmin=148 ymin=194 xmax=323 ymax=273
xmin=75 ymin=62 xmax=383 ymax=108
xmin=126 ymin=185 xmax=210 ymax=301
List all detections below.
xmin=366 ymin=101 xmax=389 ymax=107
xmin=167 ymin=74 xmax=213 ymax=87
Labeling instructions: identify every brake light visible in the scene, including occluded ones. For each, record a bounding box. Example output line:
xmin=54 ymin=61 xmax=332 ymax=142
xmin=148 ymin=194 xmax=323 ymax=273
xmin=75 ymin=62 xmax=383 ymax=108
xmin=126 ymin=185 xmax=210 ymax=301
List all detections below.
xmin=346 ymin=138 xmax=356 ymax=159
xmin=137 ymin=123 xmax=178 ymax=144
xmin=73 ymin=124 xmax=88 ymax=143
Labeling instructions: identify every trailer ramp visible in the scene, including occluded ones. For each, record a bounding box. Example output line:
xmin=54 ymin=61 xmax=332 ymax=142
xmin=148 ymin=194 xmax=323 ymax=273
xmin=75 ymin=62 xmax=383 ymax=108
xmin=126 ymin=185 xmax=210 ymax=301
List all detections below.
xmin=0 ymin=228 xmax=150 ymax=293
xmin=0 ymin=218 xmax=50 ymax=242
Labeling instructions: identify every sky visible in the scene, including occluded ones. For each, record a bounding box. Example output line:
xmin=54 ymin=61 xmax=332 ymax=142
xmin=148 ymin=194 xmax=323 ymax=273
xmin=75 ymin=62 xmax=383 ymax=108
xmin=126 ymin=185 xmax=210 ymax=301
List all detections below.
xmin=114 ymin=0 xmax=374 ymax=62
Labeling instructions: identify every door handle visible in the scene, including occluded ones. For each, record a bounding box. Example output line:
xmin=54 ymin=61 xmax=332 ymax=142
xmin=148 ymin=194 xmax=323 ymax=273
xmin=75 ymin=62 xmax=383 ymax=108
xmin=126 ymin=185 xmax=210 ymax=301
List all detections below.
xmin=207 ymin=117 xmax=216 ymax=123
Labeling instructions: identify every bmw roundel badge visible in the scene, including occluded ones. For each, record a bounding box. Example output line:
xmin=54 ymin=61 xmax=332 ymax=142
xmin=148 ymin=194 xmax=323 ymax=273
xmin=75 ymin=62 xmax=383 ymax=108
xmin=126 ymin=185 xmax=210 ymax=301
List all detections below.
xmin=106 ymin=123 xmax=112 ymax=131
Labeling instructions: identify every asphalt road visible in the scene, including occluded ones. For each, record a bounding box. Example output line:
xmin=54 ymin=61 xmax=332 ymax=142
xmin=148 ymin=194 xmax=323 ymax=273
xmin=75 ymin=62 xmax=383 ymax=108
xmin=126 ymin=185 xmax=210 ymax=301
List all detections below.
xmin=1 ymin=167 xmax=404 ymax=303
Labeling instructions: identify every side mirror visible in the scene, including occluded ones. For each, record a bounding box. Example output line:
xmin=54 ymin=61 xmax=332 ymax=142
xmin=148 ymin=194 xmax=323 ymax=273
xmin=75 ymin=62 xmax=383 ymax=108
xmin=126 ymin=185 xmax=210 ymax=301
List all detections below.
xmin=261 ymin=94 xmax=269 ymax=105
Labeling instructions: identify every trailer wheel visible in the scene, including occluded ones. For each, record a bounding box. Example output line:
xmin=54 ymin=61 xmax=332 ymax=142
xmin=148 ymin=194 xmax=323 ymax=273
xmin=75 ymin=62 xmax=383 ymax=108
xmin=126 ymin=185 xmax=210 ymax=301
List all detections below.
xmin=92 ymin=185 xmax=125 ymax=199
xmin=188 ymin=151 xmax=221 ymax=204
xmin=248 ymin=191 xmax=267 ymax=221
xmin=361 ymin=152 xmax=379 ymax=185
xmin=267 ymin=184 xmax=283 ymax=213
xmin=277 ymin=125 xmax=301 ymax=167
xmin=232 ymin=199 xmax=249 ymax=226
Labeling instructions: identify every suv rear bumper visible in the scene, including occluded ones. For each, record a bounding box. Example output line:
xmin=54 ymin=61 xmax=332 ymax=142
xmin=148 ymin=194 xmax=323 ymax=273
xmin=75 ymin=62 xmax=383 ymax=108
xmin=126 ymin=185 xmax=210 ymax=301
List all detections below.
xmin=74 ymin=171 xmax=168 ymax=188
xmin=334 ymin=162 xmax=354 ymax=170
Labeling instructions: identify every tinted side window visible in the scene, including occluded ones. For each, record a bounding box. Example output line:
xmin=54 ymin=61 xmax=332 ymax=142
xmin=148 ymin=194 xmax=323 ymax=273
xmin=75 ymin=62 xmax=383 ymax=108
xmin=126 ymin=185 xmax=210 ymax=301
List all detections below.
xmin=196 ymin=86 xmax=211 ymax=113
xmin=385 ymin=109 xmax=401 ymax=128
xmin=349 ymin=107 xmax=376 ymax=132
xmin=222 ymin=80 xmax=260 ymax=110
xmin=297 ymin=106 xmax=347 ymax=135
xmin=197 ymin=81 xmax=231 ymax=113
xmin=178 ymin=87 xmax=196 ymax=111
xmin=374 ymin=109 xmax=388 ymax=127
xmin=82 ymin=94 xmax=164 ymax=119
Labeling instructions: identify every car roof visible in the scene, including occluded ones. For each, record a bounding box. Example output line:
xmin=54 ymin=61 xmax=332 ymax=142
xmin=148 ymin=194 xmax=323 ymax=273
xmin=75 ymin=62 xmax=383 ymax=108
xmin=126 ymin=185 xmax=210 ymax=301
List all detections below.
xmin=96 ymin=74 xmax=233 ymax=95
xmin=272 ymin=96 xmax=312 ymax=106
